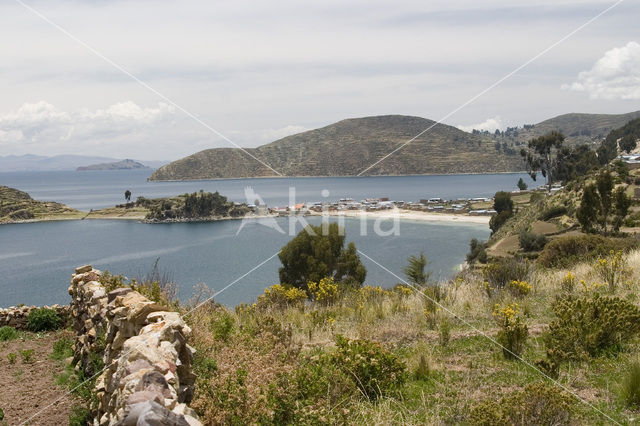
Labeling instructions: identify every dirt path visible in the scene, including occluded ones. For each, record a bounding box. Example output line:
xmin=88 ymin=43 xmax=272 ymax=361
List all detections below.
xmin=0 ymin=329 xmax=81 ymax=425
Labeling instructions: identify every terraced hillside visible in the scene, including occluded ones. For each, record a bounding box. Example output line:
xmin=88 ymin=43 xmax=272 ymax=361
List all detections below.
xmin=0 ymin=186 xmax=82 ymax=223
xmin=150 ymin=115 xmax=523 ymax=180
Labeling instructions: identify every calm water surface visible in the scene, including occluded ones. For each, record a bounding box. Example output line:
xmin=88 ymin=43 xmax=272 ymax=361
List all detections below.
xmin=0 ymin=170 xmax=532 ymax=307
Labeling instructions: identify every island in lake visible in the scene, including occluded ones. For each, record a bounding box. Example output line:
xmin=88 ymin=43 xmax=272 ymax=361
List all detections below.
xmin=76 ymin=159 xmax=150 ymax=171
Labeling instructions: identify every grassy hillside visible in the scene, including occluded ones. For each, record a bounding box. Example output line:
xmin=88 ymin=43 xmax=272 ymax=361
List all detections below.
xmin=0 ymin=186 xmax=82 ymax=223
xmin=150 ymin=115 xmax=523 ymax=180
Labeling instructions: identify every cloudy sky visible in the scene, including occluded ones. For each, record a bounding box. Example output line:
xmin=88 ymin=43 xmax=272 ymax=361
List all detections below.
xmin=0 ymin=0 xmax=639 ymax=161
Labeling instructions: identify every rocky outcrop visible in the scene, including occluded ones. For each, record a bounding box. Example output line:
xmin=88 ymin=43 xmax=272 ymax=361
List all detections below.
xmin=0 ymin=304 xmax=70 ymax=329
xmin=68 ymin=265 xmax=200 ymax=426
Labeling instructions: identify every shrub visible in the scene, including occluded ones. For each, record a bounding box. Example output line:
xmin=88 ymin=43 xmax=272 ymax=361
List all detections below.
xmin=537 ymin=234 xmax=639 ymax=268
xmin=467 ymin=238 xmax=488 ymax=264
xmin=51 ymin=336 xmax=74 ymax=361
xmin=439 ymin=317 xmax=451 ymax=347
xmin=26 ymin=308 xmax=61 ymax=332
xmin=256 ymin=284 xmax=307 ymax=310
xmin=621 ymin=360 xmax=640 ymax=408
xmin=20 ymin=349 xmax=35 ymax=363
xmin=265 ymin=351 xmax=354 ymax=424
xmin=68 ymin=406 xmax=91 ymax=426
xmin=493 ymin=303 xmax=528 ymax=359
xmin=308 ymin=277 xmax=340 ymax=305
xmin=539 ymin=205 xmax=567 ymax=221
xmin=0 ymin=326 xmax=18 ymax=341
xmin=594 ymin=250 xmax=631 ymax=292
xmin=507 ymin=280 xmax=532 ymax=298
xmin=483 ymin=258 xmax=529 ymax=289
xmin=468 ymin=382 xmax=575 ymax=425
xmin=560 ymin=272 xmax=576 ymax=294
xmin=489 ymin=210 xmax=512 ymax=233
xmin=210 ymin=311 xmax=235 ymax=342
xmin=519 ymin=231 xmax=547 ymax=252
xmin=545 ymin=294 xmax=640 ymax=359
xmin=332 ymin=335 xmax=407 ymax=399
xmin=414 ymin=354 xmax=430 ymax=381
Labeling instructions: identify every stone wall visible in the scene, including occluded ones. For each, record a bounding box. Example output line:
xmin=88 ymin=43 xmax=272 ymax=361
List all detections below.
xmin=68 ymin=265 xmax=201 ymax=426
xmin=0 ymin=304 xmax=70 ymax=329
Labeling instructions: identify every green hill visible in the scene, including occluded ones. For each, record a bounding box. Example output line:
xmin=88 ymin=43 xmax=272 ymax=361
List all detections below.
xmin=149 ymin=115 xmax=524 ymax=180
xmin=0 ymin=186 xmax=82 ymax=223
xmin=506 ymin=110 xmax=640 ymax=146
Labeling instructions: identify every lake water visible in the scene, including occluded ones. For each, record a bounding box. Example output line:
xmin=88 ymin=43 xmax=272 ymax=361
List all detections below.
xmin=0 ymin=170 xmax=534 ymax=308
xmin=0 ymin=170 xmax=536 ymax=210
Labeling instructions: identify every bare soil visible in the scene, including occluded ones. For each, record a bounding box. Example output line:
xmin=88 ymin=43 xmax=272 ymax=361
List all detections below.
xmin=0 ymin=329 xmax=81 ymax=425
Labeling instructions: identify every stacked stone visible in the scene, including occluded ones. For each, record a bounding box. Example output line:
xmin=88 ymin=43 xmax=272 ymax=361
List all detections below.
xmin=68 ymin=265 xmax=201 ymax=426
xmin=0 ymin=304 xmax=70 ymax=329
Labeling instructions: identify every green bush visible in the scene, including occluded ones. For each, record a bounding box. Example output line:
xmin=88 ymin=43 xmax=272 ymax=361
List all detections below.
xmin=483 ymin=258 xmax=529 ymax=289
xmin=332 ymin=335 xmax=407 ymax=399
xmin=537 ymin=234 xmax=639 ymax=268
xmin=68 ymin=406 xmax=91 ymax=426
xmin=493 ymin=303 xmax=528 ymax=360
xmin=468 ymin=382 xmax=575 ymax=425
xmin=7 ymin=353 xmax=16 ymax=364
xmin=489 ymin=210 xmax=512 ymax=233
xmin=0 ymin=326 xmax=18 ymax=341
xmin=545 ymin=294 xmax=640 ymax=359
xmin=26 ymin=308 xmax=61 ymax=332
xmin=620 ymin=360 xmax=640 ymax=408
xmin=467 ymin=238 xmax=488 ymax=264
xmin=51 ymin=336 xmax=74 ymax=361
xmin=20 ymin=349 xmax=35 ymax=363
xmin=539 ymin=205 xmax=567 ymax=221
xmin=210 ymin=310 xmax=235 ymax=342
xmin=519 ymin=231 xmax=547 ymax=252
xmin=265 ymin=351 xmax=354 ymax=424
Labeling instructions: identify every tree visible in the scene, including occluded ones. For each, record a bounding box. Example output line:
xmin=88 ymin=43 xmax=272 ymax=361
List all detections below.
xmin=467 ymin=238 xmax=488 ymax=264
xmin=597 ymin=118 xmax=640 ymax=164
xmin=278 ymin=223 xmax=366 ymax=291
xmin=403 ymin=252 xmax=430 ymax=286
xmin=577 ymin=171 xmax=630 ymax=234
xmin=124 ymin=190 xmax=132 ymax=203
xmin=520 ymin=131 xmax=565 ymax=193
xmin=493 ymin=191 xmax=513 ymax=214
xmin=517 ymin=178 xmax=528 ymax=191
xmin=490 ymin=191 xmax=514 ymax=233
xmin=554 ymin=145 xmax=599 ymax=184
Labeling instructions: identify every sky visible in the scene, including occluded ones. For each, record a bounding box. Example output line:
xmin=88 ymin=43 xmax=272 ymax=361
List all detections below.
xmin=0 ymin=0 xmax=639 ymax=161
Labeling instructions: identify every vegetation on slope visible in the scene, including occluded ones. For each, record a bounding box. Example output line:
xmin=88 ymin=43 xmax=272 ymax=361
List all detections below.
xmin=150 ymin=115 xmax=523 ymax=180
xmin=0 ymin=186 xmax=82 ymax=223
xmin=179 ymin=227 xmax=640 ymax=424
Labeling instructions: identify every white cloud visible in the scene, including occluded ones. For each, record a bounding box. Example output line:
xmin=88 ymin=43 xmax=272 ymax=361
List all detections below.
xmin=0 ymin=101 xmax=175 ymax=149
xmin=562 ymin=41 xmax=640 ymax=100
xmin=457 ymin=116 xmax=503 ymax=133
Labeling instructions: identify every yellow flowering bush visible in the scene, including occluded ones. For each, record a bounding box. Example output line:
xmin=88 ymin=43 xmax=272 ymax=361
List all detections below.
xmin=256 ymin=284 xmax=307 ymax=309
xmin=493 ymin=303 xmax=528 ymax=359
xmin=308 ymin=277 xmax=340 ymax=305
xmin=560 ymin=271 xmax=576 ymax=294
xmin=507 ymin=280 xmax=532 ymax=297
xmin=594 ymin=250 xmax=632 ymax=292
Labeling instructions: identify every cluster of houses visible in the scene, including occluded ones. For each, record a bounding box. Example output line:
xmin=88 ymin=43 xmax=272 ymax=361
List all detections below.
xmin=262 ymin=196 xmax=499 ymax=216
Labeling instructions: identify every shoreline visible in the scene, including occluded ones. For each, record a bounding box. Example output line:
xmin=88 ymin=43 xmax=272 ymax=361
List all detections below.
xmin=309 ymin=210 xmax=490 ymax=224
xmin=1 ymin=209 xmax=490 ymax=226
xmin=147 ymin=170 xmax=528 ymax=182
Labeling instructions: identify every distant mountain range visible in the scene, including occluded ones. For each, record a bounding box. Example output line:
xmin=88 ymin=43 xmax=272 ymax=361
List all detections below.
xmin=0 ymin=154 xmax=166 ymax=172
xmin=150 ymin=111 xmax=640 ymax=181
xmin=77 ymin=159 xmax=150 ymax=171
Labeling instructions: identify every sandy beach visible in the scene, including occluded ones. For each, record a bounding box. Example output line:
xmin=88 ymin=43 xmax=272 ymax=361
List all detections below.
xmin=308 ymin=209 xmax=490 ymax=224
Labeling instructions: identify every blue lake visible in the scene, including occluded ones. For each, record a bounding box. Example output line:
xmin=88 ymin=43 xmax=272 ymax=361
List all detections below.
xmin=0 ymin=170 xmax=535 ymax=308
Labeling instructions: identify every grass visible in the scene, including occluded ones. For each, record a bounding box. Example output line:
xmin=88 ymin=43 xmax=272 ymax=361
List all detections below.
xmin=182 ymin=248 xmax=640 ymax=424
